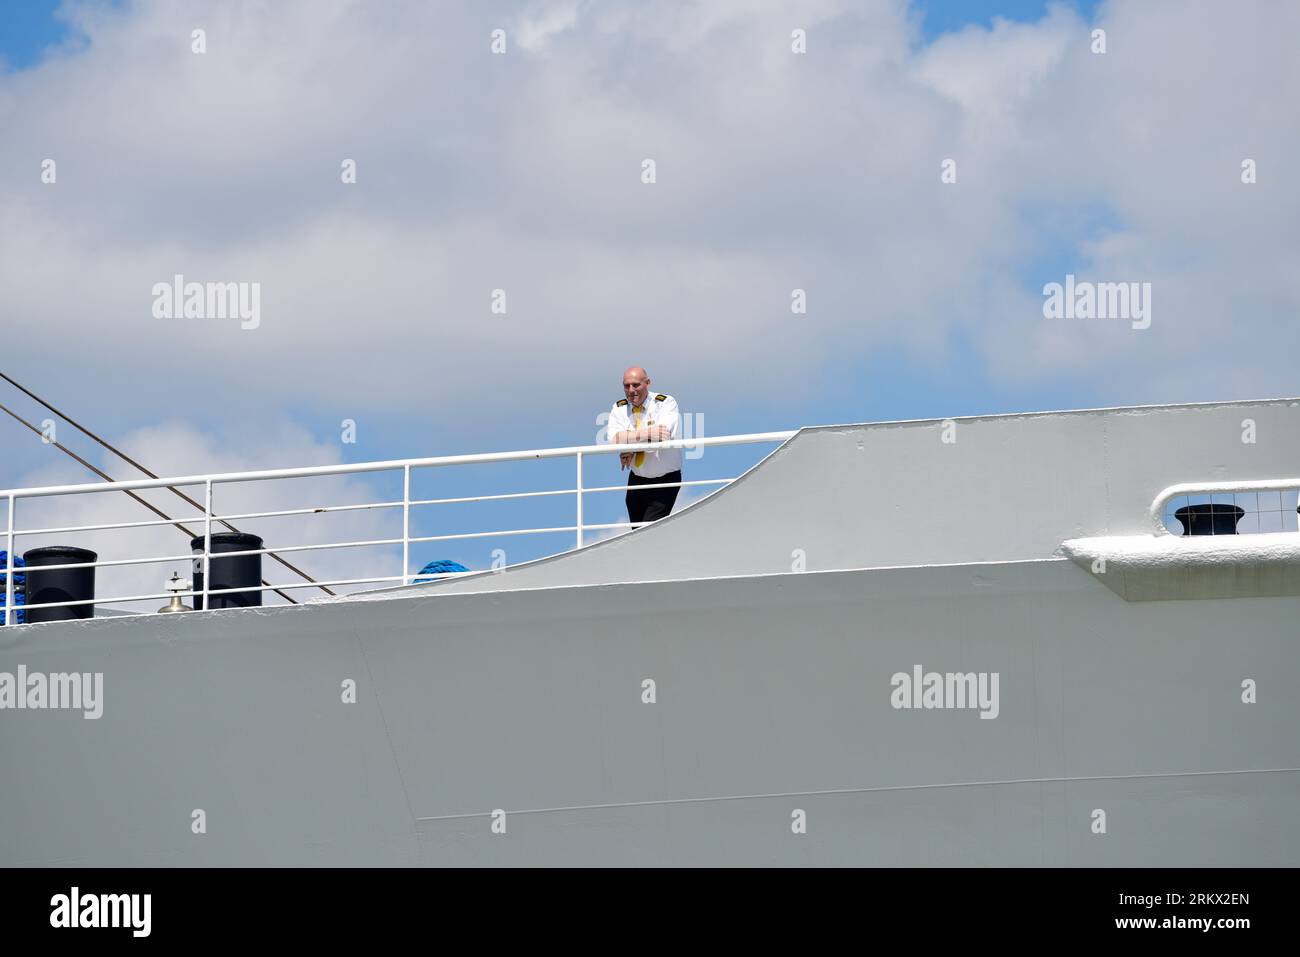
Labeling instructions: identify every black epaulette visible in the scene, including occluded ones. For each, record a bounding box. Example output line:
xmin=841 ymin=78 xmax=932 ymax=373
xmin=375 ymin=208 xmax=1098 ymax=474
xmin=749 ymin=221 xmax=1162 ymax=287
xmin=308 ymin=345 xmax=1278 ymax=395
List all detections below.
xmin=655 ymin=393 xmax=668 ymax=401
xmin=616 ymin=399 xmax=628 ymax=407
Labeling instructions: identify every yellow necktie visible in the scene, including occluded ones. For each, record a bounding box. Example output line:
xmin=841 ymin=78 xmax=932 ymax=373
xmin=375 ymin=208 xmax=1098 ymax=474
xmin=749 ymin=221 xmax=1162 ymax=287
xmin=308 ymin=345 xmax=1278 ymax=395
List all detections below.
xmin=632 ymin=406 xmax=645 ymax=468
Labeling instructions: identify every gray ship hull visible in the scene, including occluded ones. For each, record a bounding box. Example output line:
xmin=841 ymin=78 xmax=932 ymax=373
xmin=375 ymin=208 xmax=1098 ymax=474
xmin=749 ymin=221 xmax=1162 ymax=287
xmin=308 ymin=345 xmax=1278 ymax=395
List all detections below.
xmin=2 ymin=559 xmax=1295 ymax=866
xmin=3 ymin=398 xmax=1298 ymax=866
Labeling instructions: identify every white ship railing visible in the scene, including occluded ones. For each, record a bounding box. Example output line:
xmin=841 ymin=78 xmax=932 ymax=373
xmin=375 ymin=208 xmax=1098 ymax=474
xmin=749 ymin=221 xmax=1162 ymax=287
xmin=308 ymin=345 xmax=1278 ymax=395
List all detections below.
xmin=1 ymin=431 xmax=795 ymax=624
xmin=1149 ymin=478 xmax=1300 ymax=535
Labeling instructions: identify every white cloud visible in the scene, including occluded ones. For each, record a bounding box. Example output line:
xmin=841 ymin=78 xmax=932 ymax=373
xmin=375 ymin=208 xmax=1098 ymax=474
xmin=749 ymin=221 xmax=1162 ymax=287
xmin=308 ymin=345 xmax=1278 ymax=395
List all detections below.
xmin=516 ymin=0 xmax=581 ymax=52
xmin=1 ymin=0 xmax=1297 ymax=466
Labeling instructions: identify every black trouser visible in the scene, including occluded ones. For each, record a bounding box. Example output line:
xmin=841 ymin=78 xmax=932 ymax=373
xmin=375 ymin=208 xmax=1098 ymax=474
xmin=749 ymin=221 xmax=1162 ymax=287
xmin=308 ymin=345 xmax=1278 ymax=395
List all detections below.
xmin=626 ymin=470 xmax=681 ymax=525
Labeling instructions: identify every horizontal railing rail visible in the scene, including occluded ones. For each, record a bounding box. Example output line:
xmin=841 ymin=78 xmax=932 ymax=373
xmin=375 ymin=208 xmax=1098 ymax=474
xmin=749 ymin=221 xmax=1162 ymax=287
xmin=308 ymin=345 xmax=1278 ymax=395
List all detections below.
xmin=2 ymin=430 xmax=796 ymax=624
xmin=0 ymin=432 xmax=792 ymax=499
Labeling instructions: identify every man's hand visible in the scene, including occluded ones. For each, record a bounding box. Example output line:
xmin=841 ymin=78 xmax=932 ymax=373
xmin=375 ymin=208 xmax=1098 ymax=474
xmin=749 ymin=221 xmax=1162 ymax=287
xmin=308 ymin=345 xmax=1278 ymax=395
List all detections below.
xmin=648 ymin=425 xmax=672 ymax=441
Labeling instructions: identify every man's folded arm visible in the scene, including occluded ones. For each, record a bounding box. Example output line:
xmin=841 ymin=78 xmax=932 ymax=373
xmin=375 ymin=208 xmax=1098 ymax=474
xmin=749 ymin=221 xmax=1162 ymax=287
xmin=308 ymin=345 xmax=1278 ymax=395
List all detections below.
xmin=606 ymin=402 xmax=675 ymax=444
xmin=611 ymin=426 xmax=665 ymax=443
xmin=608 ymin=411 xmax=656 ymax=444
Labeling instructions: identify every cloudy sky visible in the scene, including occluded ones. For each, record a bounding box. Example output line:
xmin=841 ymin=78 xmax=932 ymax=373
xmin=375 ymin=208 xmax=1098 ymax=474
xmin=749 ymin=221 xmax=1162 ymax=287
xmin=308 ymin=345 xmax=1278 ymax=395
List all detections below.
xmin=1 ymin=0 xmax=1296 ymax=596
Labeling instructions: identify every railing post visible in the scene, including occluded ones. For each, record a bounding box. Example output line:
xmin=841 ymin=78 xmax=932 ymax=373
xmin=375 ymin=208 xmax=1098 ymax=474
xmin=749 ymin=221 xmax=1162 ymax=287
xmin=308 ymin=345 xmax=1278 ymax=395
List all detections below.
xmin=575 ymin=452 xmax=584 ymax=549
xmin=4 ymin=493 xmax=14 ymax=626
xmin=202 ymin=480 xmax=212 ymax=612
xmin=402 ymin=465 xmax=411 ymax=586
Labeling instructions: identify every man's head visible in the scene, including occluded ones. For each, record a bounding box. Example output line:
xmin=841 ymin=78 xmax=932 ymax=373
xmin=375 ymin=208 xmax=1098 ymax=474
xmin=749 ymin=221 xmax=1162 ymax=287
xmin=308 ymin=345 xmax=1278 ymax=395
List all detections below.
xmin=623 ymin=366 xmax=651 ymax=407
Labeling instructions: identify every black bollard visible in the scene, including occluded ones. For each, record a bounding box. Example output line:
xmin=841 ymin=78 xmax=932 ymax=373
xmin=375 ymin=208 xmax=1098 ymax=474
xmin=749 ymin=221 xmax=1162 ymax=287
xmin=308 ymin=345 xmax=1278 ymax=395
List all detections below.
xmin=1174 ymin=503 xmax=1244 ymax=536
xmin=190 ymin=532 xmax=264 ymax=609
xmin=23 ymin=546 xmax=98 ymax=622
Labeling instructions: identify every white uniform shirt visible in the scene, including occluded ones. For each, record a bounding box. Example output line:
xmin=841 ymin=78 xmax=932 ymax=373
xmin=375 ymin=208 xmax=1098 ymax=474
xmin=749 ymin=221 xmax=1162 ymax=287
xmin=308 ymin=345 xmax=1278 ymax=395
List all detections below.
xmin=606 ymin=393 xmax=682 ymax=478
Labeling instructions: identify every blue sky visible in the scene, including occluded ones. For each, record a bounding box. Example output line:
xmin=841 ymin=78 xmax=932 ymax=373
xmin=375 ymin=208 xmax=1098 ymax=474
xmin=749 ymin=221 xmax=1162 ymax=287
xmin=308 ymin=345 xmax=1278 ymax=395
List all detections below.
xmin=0 ymin=0 xmax=74 ymax=70
xmin=914 ymin=0 xmax=1100 ymax=40
xmin=1 ymin=0 xmax=1296 ymax=595
xmin=0 ymin=1 xmax=1106 ymax=67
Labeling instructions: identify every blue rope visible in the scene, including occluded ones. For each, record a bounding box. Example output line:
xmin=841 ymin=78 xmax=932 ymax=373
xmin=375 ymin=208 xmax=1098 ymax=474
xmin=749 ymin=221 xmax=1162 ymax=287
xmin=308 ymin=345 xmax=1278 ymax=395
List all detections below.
xmin=0 ymin=551 xmax=26 ymax=625
xmin=413 ymin=559 xmax=469 ymax=584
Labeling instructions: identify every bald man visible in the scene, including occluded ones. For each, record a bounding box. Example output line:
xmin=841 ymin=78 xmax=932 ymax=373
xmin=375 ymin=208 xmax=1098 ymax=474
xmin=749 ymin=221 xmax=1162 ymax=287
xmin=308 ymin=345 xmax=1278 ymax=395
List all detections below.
xmin=605 ymin=366 xmax=683 ymax=527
